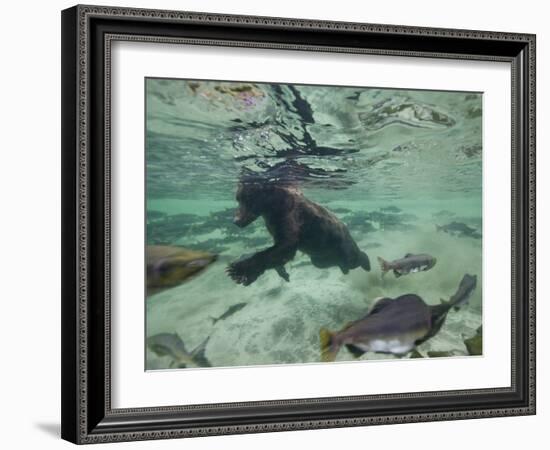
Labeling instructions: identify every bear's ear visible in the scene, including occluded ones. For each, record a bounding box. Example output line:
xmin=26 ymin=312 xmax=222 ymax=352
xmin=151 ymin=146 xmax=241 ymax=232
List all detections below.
xmin=240 ymin=182 xmax=259 ymax=201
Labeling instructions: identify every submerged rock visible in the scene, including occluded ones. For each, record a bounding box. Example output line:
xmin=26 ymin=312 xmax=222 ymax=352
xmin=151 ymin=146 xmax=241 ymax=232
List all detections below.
xmin=466 ymin=105 xmax=482 ymax=119
xmin=464 ymin=326 xmax=482 ymax=355
xmin=459 ymin=144 xmax=482 ymax=158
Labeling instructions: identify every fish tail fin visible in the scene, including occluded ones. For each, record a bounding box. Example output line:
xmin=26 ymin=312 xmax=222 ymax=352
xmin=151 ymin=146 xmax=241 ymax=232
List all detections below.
xmin=209 ymin=316 xmax=218 ymax=325
xmin=359 ymin=251 xmax=371 ymax=271
xmin=377 ymin=256 xmax=390 ymax=274
xmin=190 ymin=337 xmax=212 ymax=367
xmin=320 ymin=328 xmax=340 ymax=362
xmin=436 ymin=224 xmax=442 ymax=232
xmin=440 ymin=298 xmax=449 ymax=305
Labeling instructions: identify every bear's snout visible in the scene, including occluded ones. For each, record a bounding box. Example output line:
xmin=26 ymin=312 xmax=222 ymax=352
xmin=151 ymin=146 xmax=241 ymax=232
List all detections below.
xmin=233 ymin=214 xmax=245 ymax=227
xmin=233 ymin=208 xmax=257 ymax=228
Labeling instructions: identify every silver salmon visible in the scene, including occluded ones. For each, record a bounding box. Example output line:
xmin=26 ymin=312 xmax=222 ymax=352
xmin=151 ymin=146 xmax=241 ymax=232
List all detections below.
xmin=377 ymin=253 xmax=436 ymax=278
xmin=147 ymin=333 xmax=211 ymax=368
xmin=320 ymin=274 xmax=475 ymax=362
xmin=320 ymin=294 xmax=432 ymax=362
xmin=436 ymin=222 xmax=481 ymax=239
xmin=210 ymin=303 xmax=248 ymax=325
xmin=147 ymin=245 xmax=217 ymax=297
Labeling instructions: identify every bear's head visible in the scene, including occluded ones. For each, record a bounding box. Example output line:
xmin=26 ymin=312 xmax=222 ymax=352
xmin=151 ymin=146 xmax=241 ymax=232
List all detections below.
xmin=232 ymin=181 xmax=265 ymax=227
xmin=232 ymin=178 xmax=296 ymax=228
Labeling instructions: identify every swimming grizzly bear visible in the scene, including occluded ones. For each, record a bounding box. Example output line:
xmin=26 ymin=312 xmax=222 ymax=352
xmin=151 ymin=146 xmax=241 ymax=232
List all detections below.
xmin=226 ymin=180 xmax=371 ymax=286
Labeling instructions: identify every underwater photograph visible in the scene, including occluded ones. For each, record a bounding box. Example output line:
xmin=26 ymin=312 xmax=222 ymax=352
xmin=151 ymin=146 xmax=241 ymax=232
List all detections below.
xmin=145 ymin=78 xmax=483 ymax=370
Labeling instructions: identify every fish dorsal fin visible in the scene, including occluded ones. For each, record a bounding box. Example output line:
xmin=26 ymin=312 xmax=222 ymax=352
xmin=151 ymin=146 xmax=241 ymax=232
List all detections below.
xmin=404 ymin=253 xmax=414 ymax=258
xmin=368 ymin=297 xmax=394 ymax=316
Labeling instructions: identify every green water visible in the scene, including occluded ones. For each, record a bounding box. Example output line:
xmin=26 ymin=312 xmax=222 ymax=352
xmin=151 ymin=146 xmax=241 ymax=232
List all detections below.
xmin=145 ymin=78 xmax=482 ymax=370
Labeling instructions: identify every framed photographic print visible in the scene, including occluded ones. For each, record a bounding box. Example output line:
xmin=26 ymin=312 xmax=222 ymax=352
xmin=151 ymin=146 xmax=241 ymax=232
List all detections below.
xmin=61 ymin=4 xmax=536 ymax=444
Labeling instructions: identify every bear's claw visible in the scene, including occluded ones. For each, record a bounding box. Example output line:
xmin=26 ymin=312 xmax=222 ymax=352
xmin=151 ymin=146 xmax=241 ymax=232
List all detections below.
xmin=226 ymin=261 xmax=260 ymax=286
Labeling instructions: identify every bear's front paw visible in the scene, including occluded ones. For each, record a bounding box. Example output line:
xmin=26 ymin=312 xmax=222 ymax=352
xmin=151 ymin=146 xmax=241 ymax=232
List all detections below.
xmin=226 ymin=259 xmax=262 ymax=286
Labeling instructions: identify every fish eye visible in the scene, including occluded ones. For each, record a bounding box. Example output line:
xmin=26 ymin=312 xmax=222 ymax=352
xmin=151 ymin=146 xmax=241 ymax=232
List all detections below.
xmin=156 ymin=261 xmax=172 ymax=274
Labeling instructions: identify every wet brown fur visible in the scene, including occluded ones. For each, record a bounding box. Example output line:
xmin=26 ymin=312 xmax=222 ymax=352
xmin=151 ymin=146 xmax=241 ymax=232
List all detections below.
xmin=227 ymin=182 xmax=370 ymax=286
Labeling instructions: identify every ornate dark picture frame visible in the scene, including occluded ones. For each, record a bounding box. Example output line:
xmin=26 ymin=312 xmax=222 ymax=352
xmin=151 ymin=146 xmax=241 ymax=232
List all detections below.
xmin=61 ymin=4 xmax=536 ymax=444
